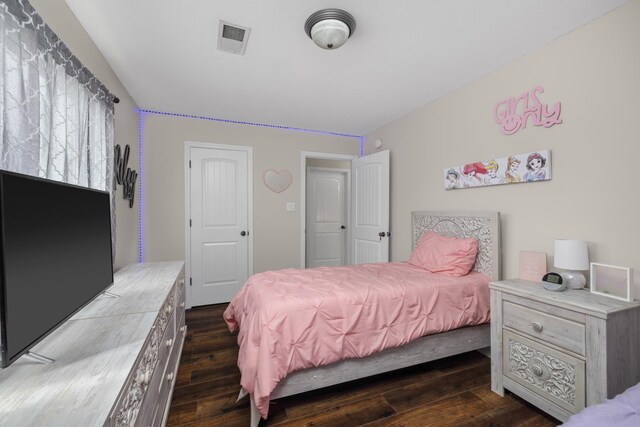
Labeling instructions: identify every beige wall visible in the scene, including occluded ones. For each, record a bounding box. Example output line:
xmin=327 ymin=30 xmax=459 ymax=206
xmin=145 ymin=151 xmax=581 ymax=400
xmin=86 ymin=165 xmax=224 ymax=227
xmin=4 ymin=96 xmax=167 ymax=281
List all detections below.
xmin=143 ymin=114 xmax=358 ymax=273
xmin=31 ymin=0 xmax=140 ymax=270
xmin=365 ymin=1 xmax=640 ymax=293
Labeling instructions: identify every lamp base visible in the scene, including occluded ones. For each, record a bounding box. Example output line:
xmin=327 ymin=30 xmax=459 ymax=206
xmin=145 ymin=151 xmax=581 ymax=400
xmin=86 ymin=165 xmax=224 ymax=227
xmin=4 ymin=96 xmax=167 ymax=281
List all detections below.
xmin=559 ymin=271 xmax=587 ymax=290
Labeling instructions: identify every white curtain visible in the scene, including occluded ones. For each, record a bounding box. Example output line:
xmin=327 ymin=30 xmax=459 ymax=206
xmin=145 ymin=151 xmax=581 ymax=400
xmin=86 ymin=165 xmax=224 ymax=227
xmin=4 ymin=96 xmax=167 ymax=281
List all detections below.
xmin=0 ymin=0 xmax=116 ymax=254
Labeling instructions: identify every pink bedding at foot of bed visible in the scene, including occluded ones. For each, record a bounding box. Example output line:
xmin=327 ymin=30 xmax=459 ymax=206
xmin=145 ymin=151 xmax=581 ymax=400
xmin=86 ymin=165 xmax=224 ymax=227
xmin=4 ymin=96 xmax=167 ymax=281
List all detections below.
xmin=562 ymin=383 xmax=640 ymax=426
xmin=223 ymin=261 xmax=491 ymax=419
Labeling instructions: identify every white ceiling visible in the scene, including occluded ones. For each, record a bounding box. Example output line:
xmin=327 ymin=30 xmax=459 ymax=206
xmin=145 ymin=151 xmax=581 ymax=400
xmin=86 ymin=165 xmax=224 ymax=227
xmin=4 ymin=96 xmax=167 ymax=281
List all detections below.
xmin=65 ymin=0 xmax=629 ymax=136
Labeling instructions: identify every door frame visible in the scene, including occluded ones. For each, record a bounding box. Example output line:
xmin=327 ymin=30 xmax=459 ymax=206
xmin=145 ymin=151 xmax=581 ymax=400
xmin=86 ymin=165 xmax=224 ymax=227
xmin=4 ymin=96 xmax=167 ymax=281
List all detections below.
xmin=300 ymin=151 xmax=357 ymax=268
xmin=305 ymin=166 xmax=350 ymax=268
xmin=184 ymin=141 xmax=253 ymax=309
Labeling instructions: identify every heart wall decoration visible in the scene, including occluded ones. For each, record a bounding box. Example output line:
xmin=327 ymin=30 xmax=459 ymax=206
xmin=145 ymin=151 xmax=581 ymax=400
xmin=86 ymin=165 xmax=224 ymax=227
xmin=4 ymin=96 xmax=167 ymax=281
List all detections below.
xmin=263 ymin=169 xmax=293 ymax=193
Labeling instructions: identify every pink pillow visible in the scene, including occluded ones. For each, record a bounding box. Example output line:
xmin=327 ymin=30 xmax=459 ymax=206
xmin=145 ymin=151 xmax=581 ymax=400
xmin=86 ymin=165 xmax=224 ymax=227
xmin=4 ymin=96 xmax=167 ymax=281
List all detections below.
xmin=408 ymin=231 xmax=478 ymax=277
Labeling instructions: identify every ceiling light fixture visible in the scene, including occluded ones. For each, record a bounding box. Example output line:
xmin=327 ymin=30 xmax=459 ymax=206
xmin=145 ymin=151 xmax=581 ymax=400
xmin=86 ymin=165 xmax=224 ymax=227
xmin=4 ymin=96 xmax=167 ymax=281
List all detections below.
xmin=304 ymin=9 xmax=356 ymax=50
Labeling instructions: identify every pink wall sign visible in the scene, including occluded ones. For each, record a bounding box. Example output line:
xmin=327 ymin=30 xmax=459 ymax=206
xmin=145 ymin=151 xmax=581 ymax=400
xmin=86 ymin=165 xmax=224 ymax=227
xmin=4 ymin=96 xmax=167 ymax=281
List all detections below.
xmin=493 ymin=86 xmax=562 ymax=135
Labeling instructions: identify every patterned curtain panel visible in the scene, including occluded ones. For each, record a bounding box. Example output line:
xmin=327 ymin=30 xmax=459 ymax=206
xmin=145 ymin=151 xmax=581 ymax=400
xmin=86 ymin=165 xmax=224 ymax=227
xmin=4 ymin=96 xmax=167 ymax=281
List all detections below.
xmin=0 ymin=0 xmax=116 ymax=256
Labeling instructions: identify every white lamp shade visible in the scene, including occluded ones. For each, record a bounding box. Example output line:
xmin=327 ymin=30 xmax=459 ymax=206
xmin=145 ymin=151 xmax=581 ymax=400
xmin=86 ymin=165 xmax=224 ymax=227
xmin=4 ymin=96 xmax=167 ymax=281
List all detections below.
xmin=554 ymin=239 xmax=589 ymax=270
xmin=310 ymin=19 xmax=350 ymax=49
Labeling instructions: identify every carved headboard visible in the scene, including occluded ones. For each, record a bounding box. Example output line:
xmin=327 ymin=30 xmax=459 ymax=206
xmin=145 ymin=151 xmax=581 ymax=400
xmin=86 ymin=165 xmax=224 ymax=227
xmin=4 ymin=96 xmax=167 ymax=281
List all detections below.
xmin=411 ymin=211 xmax=501 ymax=280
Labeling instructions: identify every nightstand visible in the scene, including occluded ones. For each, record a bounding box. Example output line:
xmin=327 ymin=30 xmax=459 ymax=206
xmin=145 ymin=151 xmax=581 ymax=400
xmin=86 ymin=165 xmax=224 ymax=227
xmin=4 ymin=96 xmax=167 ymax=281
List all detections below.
xmin=490 ymin=279 xmax=640 ymax=422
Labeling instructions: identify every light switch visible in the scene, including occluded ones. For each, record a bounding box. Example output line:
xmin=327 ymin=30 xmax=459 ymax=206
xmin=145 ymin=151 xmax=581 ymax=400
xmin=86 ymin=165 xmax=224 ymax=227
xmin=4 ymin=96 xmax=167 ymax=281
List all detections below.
xmin=286 ymin=202 xmax=296 ymax=212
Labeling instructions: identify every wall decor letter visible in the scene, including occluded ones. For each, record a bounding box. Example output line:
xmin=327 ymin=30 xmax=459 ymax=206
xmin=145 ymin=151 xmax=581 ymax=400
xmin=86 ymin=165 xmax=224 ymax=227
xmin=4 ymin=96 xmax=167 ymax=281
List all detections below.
xmin=114 ymin=144 xmax=138 ymax=208
xmin=493 ymin=86 xmax=562 ymax=135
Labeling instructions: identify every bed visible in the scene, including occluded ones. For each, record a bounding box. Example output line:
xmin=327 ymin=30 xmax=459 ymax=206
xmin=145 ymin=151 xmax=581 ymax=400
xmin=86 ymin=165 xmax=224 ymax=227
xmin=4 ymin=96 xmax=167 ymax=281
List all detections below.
xmin=224 ymin=211 xmax=501 ymax=426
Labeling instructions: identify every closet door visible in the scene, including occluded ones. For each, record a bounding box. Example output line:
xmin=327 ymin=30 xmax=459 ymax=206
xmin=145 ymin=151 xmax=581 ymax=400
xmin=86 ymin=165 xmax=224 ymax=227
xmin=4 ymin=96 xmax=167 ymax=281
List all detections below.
xmin=351 ymin=150 xmax=390 ymax=264
xmin=188 ymin=145 xmax=250 ymax=305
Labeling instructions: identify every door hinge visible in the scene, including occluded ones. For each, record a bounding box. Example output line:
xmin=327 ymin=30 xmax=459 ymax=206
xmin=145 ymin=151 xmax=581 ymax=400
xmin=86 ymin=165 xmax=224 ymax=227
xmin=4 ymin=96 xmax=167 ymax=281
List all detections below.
xmin=190 ymin=277 xmax=192 ymax=286
xmin=189 ymin=219 xmax=192 ymax=227
xmin=189 ymin=160 xmax=191 ymax=168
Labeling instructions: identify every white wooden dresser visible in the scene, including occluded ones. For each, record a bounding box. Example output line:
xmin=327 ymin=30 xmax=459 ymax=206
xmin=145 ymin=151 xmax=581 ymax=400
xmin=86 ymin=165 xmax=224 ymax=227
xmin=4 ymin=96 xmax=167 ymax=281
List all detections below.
xmin=0 ymin=261 xmax=185 ymax=427
xmin=490 ymin=279 xmax=640 ymax=422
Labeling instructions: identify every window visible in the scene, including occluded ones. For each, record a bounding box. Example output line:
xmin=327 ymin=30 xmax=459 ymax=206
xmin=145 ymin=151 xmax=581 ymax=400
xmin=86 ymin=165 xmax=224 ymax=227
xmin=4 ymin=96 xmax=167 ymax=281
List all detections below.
xmin=0 ymin=0 xmax=116 ymax=254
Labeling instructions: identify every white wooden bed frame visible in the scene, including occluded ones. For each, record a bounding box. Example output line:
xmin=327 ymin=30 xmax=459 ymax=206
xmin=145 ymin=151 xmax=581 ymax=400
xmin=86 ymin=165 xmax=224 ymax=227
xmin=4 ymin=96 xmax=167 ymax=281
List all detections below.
xmin=248 ymin=211 xmax=501 ymax=426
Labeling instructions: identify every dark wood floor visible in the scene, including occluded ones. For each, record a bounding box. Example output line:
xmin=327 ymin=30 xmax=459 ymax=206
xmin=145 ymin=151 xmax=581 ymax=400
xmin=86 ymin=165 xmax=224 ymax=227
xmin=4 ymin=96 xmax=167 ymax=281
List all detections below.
xmin=167 ymin=304 xmax=559 ymax=427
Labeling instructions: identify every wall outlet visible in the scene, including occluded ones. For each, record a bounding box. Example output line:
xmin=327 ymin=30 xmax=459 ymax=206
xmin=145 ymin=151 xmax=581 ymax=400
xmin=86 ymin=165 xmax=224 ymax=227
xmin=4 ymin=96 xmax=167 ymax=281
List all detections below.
xmin=286 ymin=202 xmax=295 ymax=212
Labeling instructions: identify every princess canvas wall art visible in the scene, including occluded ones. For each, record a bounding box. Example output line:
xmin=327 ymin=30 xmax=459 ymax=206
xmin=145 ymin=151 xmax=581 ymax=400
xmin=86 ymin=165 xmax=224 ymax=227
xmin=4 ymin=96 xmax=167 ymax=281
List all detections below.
xmin=444 ymin=149 xmax=551 ymax=190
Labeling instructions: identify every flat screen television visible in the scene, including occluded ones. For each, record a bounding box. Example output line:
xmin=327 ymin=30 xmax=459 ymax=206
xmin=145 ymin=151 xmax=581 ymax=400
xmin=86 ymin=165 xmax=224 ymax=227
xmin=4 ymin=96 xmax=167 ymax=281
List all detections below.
xmin=0 ymin=170 xmax=114 ymax=368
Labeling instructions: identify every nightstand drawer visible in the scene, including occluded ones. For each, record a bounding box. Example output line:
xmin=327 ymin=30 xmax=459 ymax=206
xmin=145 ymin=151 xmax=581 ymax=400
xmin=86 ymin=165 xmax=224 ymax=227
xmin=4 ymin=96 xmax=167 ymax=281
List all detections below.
xmin=503 ymin=330 xmax=585 ymax=414
xmin=503 ymin=300 xmax=585 ymax=356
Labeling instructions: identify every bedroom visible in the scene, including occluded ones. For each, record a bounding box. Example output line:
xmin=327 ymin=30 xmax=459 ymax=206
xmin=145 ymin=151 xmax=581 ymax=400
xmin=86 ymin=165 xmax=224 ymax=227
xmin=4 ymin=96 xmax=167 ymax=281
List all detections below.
xmin=0 ymin=0 xmax=639 ymax=426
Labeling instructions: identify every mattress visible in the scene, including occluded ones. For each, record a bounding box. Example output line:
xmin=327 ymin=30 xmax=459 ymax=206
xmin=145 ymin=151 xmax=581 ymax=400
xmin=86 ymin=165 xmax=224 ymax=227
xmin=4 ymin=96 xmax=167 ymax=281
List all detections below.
xmin=223 ymin=261 xmax=491 ymax=418
xmin=562 ymin=383 xmax=640 ymax=426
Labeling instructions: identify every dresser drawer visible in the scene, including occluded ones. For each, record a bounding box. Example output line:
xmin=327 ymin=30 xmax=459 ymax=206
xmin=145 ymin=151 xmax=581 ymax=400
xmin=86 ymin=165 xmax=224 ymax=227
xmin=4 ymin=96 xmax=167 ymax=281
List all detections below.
xmin=135 ymin=362 xmax=163 ymax=427
xmin=109 ymin=322 xmax=162 ymax=427
xmin=503 ymin=300 xmax=585 ymax=356
xmin=157 ymin=328 xmax=183 ymax=426
xmin=176 ymin=267 xmax=185 ymax=296
xmin=176 ymin=280 xmax=186 ymax=327
xmin=503 ymin=330 xmax=585 ymax=414
xmin=157 ymin=311 xmax=176 ymax=387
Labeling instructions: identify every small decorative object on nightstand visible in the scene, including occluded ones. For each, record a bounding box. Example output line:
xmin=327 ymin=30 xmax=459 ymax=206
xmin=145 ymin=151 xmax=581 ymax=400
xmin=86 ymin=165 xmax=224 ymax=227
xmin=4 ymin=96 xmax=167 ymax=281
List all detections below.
xmin=519 ymin=251 xmax=547 ymax=282
xmin=590 ymin=263 xmax=634 ymax=302
xmin=541 ymin=272 xmax=565 ymax=291
xmin=490 ymin=279 xmax=640 ymax=423
xmin=554 ymin=239 xmax=589 ymax=289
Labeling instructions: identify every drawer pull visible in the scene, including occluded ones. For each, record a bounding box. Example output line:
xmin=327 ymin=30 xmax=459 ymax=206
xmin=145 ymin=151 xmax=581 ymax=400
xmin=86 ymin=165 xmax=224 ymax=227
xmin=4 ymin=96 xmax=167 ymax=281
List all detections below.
xmin=531 ymin=322 xmax=543 ymax=333
xmin=179 ymin=302 xmax=185 ymax=308
xmin=166 ymin=338 xmax=173 ymax=348
xmin=180 ymin=325 xmax=187 ymax=334
xmin=167 ymin=372 xmax=174 ymax=382
xmin=527 ymin=357 xmax=552 ymax=381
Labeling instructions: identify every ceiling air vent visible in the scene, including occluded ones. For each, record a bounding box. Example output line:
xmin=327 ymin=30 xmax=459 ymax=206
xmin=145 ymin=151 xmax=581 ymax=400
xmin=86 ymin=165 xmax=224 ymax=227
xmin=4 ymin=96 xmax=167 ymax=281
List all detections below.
xmin=217 ymin=21 xmax=251 ymax=55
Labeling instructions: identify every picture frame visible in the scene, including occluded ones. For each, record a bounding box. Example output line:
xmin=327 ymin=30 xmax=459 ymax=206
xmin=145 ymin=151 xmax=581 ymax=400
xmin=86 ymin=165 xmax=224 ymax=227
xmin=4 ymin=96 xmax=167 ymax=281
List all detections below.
xmin=443 ymin=149 xmax=551 ymax=190
xmin=519 ymin=251 xmax=547 ymax=282
xmin=590 ymin=263 xmax=634 ymax=302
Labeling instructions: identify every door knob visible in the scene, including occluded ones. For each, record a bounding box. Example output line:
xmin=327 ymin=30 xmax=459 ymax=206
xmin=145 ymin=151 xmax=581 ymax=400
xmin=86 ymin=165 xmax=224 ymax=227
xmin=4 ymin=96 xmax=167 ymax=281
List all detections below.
xmin=240 ymin=231 xmax=247 ymax=236
xmin=379 ymin=231 xmax=385 ymax=241
xmin=341 ymin=225 xmax=346 ymax=229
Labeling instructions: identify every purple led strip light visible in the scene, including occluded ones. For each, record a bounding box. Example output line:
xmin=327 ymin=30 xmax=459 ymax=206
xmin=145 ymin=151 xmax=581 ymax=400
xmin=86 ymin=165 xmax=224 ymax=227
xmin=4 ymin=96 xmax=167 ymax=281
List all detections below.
xmin=136 ymin=108 xmax=364 ymax=263
xmin=139 ymin=109 xmax=363 ymax=139
xmin=138 ymin=110 xmax=145 ymax=263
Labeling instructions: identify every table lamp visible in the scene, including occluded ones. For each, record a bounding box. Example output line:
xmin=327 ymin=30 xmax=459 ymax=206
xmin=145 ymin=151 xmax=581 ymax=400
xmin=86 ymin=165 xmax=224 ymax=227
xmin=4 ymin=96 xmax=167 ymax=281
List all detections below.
xmin=554 ymin=239 xmax=589 ymax=289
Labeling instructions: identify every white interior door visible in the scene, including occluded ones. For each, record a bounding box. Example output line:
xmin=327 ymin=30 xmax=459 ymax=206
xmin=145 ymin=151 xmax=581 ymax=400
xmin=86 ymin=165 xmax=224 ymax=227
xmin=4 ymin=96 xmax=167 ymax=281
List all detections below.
xmin=351 ymin=150 xmax=390 ymax=264
xmin=306 ymin=168 xmax=348 ymax=268
xmin=189 ymin=146 xmax=250 ymax=305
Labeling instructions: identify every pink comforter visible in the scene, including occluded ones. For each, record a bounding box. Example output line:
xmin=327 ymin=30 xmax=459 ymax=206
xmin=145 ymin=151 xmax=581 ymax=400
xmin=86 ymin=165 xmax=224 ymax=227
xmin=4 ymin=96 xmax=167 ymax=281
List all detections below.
xmin=223 ymin=262 xmax=491 ymax=418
